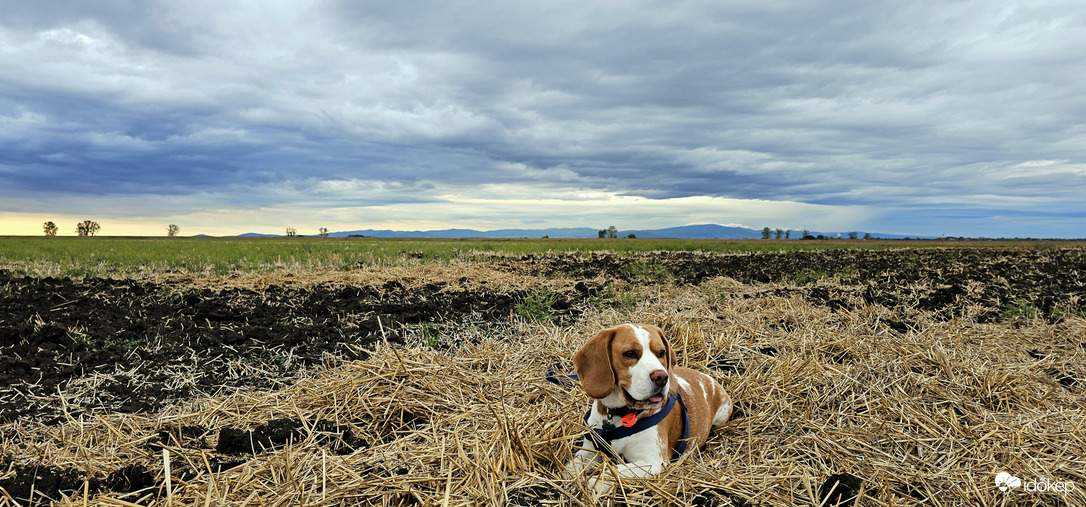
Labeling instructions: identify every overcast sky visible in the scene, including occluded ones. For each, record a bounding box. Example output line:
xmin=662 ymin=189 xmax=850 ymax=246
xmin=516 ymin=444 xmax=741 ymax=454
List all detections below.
xmin=2 ymin=0 xmax=1084 ymax=237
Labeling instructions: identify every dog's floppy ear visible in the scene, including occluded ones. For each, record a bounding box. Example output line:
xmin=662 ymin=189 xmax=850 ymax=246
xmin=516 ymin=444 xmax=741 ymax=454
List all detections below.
xmin=645 ymin=324 xmax=676 ymax=370
xmin=574 ymin=327 xmax=617 ymax=399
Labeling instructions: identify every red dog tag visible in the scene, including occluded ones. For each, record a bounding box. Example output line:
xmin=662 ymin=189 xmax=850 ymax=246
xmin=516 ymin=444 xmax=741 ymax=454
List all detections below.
xmin=621 ymin=413 xmax=637 ymax=427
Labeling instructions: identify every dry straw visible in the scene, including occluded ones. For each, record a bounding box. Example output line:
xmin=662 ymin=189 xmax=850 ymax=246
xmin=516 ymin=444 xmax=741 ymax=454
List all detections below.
xmin=2 ymin=274 xmax=1085 ymax=506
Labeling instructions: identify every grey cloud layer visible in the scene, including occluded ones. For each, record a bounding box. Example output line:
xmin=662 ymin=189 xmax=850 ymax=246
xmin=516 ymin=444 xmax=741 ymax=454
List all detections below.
xmin=2 ymin=0 xmax=1085 ymax=235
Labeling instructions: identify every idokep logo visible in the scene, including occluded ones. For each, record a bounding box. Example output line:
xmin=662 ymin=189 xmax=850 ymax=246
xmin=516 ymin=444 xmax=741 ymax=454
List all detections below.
xmin=996 ymin=472 xmax=1076 ymax=496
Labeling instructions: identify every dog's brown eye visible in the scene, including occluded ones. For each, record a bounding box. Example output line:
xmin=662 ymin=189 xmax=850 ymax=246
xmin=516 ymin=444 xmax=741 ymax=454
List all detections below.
xmin=622 ymin=350 xmax=638 ymax=359
xmin=656 ymin=349 xmax=666 ymax=358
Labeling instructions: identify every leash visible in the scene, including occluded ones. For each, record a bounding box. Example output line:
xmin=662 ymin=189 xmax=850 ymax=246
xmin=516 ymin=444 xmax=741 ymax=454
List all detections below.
xmin=545 ymin=370 xmax=580 ymax=388
xmin=545 ymin=371 xmax=690 ymax=461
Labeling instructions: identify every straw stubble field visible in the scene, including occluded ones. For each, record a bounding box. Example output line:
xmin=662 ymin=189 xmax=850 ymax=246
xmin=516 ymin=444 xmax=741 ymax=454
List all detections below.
xmin=1 ymin=247 xmax=1085 ymax=506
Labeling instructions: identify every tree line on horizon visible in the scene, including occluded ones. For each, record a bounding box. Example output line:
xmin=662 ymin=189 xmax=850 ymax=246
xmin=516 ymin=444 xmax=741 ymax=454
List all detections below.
xmin=761 ymin=227 xmax=873 ymax=240
xmin=42 ymin=221 xmax=184 ymax=237
xmin=42 ymin=220 xmax=103 ymax=237
xmin=31 ymin=222 xmax=1005 ymax=240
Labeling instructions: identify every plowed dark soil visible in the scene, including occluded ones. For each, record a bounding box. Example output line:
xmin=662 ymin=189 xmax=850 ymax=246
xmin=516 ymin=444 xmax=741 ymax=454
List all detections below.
xmin=525 ymin=247 xmax=1086 ymax=321
xmin=0 ymin=273 xmax=579 ymax=424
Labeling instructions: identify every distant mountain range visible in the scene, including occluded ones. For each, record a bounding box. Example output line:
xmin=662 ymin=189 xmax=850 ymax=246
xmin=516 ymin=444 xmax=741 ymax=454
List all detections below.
xmin=239 ymin=224 xmax=933 ymax=239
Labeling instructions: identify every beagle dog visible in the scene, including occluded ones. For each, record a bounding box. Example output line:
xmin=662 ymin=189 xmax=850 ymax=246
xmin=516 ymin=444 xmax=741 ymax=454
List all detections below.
xmin=566 ymin=324 xmax=732 ymax=490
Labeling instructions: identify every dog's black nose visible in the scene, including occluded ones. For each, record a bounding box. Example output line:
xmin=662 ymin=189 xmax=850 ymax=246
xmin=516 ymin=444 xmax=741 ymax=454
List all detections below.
xmin=650 ymin=369 xmax=669 ymax=387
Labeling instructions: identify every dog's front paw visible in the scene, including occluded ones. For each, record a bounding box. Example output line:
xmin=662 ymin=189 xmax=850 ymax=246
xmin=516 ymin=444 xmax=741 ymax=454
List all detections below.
xmin=562 ymin=461 xmax=585 ymax=482
xmin=586 ymin=475 xmax=617 ymax=497
xmin=564 ymin=449 xmax=599 ymax=480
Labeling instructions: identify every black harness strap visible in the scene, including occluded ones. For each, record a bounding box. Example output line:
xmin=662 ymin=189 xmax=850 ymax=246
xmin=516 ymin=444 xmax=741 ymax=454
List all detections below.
xmin=673 ymin=393 xmax=690 ymax=459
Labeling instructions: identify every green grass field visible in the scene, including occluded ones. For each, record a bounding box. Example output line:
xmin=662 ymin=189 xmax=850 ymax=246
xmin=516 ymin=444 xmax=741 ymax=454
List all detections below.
xmin=0 ymin=235 xmax=1073 ymax=278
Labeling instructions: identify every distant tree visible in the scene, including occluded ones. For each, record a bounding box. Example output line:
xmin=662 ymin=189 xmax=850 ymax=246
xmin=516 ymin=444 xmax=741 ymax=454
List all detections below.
xmin=775 ymin=228 xmax=784 ymax=240
xmin=607 ymin=226 xmax=618 ymax=239
xmin=785 ymin=230 xmax=791 ymax=240
xmin=863 ymin=233 xmax=872 ymax=240
xmin=848 ymin=231 xmax=858 ymax=240
xmin=285 ymin=227 xmax=297 ymax=237
xmin=802 ymin=229 xmax=811 ymax=239
xmin=43 ymin=221 xmax=58 ymax=237
xmin=319 ymin=227 xmax=329 ymax=238
xmin=76 ymin=220 xmax=101 ymax=237
xmin=762 ymin=227 xmax=772 ymax=239
xmin=627 ymin=233 xmax=637 ymax=239
xmin=167 ymin=224 xmax=180 ymax=237
xmin=598 ymin=230 xmax=606 ymax=239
